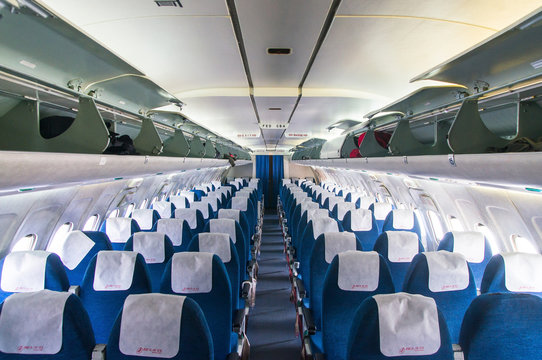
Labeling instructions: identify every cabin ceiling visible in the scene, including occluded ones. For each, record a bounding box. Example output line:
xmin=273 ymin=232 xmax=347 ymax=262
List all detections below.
xmin=37 ymin=0 xmax=542 ymax=152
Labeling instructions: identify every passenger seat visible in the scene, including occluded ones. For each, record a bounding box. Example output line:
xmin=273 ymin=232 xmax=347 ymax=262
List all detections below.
xmin=131 ymin=209 xmax=161 ymax=231
xmin=99 ymin=217 xmax=140 ymax=250
xmin=481 ymin=252 xmax=542 ymax=296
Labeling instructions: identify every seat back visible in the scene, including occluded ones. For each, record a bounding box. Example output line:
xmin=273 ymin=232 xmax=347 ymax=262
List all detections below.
xmin=322 ymin=251 xmax=394 ymax=360
xmin=154 ymin=218 xmax=193 ymax=252
xmin=403 ymin=251 xmax=477 ymax=342
xmin=0 ymin=251 xmax=69 ymax=302
xmin=190 ymin=202 xmax=214 ymax=221
xmin=169 ymin=195 xmax=190 ymax=209
xmin=332 ymin=202 xmax=357 ymax=222
xmin=0 ymin=290 xmax=95 ymax=360
xmin=205 ymin=219 xmax=247 ymax=280
xmin=124 ymin=232 xmax=174 ymax=292
xmin=382 ymin=209 xmax=422 ymax=238
xmin=481 ymin=252 xmax=542 ymax=296
xmin=298 ymin=217 xmax=340 ymax=279
xmin=79 ymin=251 xmax=151 ymax=343
xmin=218 ymin=209 xmax=250 ymax=247
xmin=100 ymin=217 xmax=140 ymax=250
xmin=160 ymin=252 xmax=233 ymax=360
xmin=342 ymin=209 xmax=379 ymax=250
xmin=131 ymin=209 xmax=161 ymax=231
xmin=231 ymin=196 xmax=256 ymax=235
xmin=347 ymin=293 xmax=453 ymax=360
xmin=179 ymin=190 xmax=196 ymax=203
xmin=324 ymin=196 xmax=343 ymax=212
xmin=438 ymin=231 xmax=492 ymax=287
xmin=356 ymin=196 xmax=374 ymax=209
xmin=174 ymin=208 xmax=205 ymax=235
xmin=151 ymin=200 xmax=176 ymax=218
xmin=369 ymin=202 xmax=392 ymax=232
xmin=459 ymin=293 xmax=542 ymax=360
xmin=373 ymin=231 xmax=424 ymax=290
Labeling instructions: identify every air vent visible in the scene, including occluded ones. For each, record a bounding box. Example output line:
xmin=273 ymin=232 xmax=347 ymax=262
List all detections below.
xmin=155 ymin=0 xmax=182 ymax=7
xmin=531 ymin=58 xmax=542 ymax=70
xmin=267 ymin=48 xmax=291 ymax=55
xmin=268 ymin=107 xmax=282 ymax=111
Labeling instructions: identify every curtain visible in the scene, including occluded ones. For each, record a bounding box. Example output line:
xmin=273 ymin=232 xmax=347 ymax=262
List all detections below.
xmin=255 ymin=155 xmax=284 ymax=209
xmin=256 ymin=155 xmax=270 ymax=207
xmin=271 ymin=155 xmax=284 ymax=209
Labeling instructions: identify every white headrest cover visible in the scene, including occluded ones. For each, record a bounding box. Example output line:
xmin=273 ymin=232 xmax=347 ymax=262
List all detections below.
xmin=374 ymin=293 xmax=440 ymax=357
xmin=232 ymin=197 xmax=248 ymax=211
xmin=350 ymin=209 xmax=373 ymax=231
xmin=373 ymin=203 xmax=392 ymax=220
xmin=171 ymin=252 xmax=213 ymax=293
xmin=324 ymin=232 xmax=357 ymax=263
xmin=93 ymin=251 xmax=137 ymax=291
xmin=1 ymin=251 xmax=50 ymax=292
xmin=179 ymin=191 xmax=195 ymax=203
xmin=452 ymin=231 xmax=485 ymax=263
xmin=132 ymin=209 xmax=155 ymax=230
xmin=0 ymin=290 xmax=70 ymax=355
xmin=301 ymin=201 xmax=320 ymax=216
xmin=386 ymin=231 xmax=419 ymax=263
xmin=211 ymin=181 xmax=222 ymax=189
xmin=502 ymin=252 xmax=542 ymax=292
xmin=202 ymin=196 xmax=219 ymax=212
xmin=218 ymin=209 xmax=240 ymax=222
xmin=193 ymin=185 xmax=208 ymax=194
xmin=210 ymin=219 xmax=237 ymax=244
xmin=312 ymin=218 xmax=339 ymax=239
xmin=425 ymin=251 xmax=469 ymax=292
xmin=54 ymin=230 xmax=95 ymax=270
xmin=133 ymin=232 xmax=166 ymax=264
xmin=319 ymin=192 xmax=331 ymax=205
xmin=336 ymin=202 xmax=357 ymax=221
xmin=190 ymin=202 xmax=209 ymax=219
xmin=282 ymin=179 xmax=291 ymax=184
xmin=169 ymin=195 xmax=188 ymax=209
xmin=198 ymin=233 xmax=231 ymax=263
xmin=327 ymin=197 xmax=344 ymax=211
xmin=106 ymin=217 xmax=133 ymax=243
xmin=174 ymin=209 xmax=198 ymax=229
xmin=392 ymin=209 xmax=415 ymax=230
xmin=157 ymin=219 xmax=185 ymax=246
xmin=307 ymin=208 xmax=329 ymax=223
xmin=152 ymin=201 xmax=174 ymax=218
xmin=358 ymin=196 xmax=374 ymax=209
xmin=119 ymin=293 xmax=184 ymax=358
xmin=338 ymin=251 xmax=380 ymax=291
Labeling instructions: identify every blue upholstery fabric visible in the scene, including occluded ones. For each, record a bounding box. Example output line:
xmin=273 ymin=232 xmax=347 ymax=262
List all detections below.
xmin=368 ymin=203 xmax=393 ymax=233
xmin=309 ymin=234 xmax=363 ymax=328
xmin=342 ymin=210 xmax=379 ymax=250
xmin=123 ymin=234 xmax=174 ymax=292
xmin=151 ymin=219 xmax=193 ymax=253
xmin=460 ymin=293 xmax=542 ymax=360
xmin=203 ymin=219 xmax=247 ymax=280
xmin=218 ymin=209 xmax=250 ymax=248
xmin=402 ymin=253 xmax=477 ymax=342
xmin=321 ymin=253 xmax=395 ymax=360
xmin=346 ymin=296 xmax=453 ymax=360
xmin=187 ymin=234 xmax=241 ymax=312
xmin=79 ymin=252 xmax=152 ymax=343
xmin=381 ymin=210 xmax=422 ymax=238
xmin=481 ymin=254 xmax=542 ymax=297
xmin=174 ymin=209 xmax=205 ymax=236
xmin=373 ymin=232 xmax=424 ymax=290
xmin=99 ymin=219 xmax=141 ymax=251
xmin=294 ymin=209 xmax=331 ymax=252
xmin=106 ymin=296 xmax=213 ymax=360
xmin=63 ymin=231 xmax=113 ymax=286
xmin=189 ymin=202 xmax=214 ymax=222
xmin=160 ymin=254 xmax=234 ymax=360
xmin=131 ymin=209 xmax=161 ymax=232
xmin=0 ymin=292 xmax=96 ymax=360
xmin=190 ymin=189 xmax=205 ymax=201
xmin=229 ymin=196 xmax=256 ymax=236
xmin=0 ymin=252 xmax=70 ymax=302
xmin=438 ymin=232 xmax=492 ymax=287
xmin=151 ymin=201 xmax=176 ymax=219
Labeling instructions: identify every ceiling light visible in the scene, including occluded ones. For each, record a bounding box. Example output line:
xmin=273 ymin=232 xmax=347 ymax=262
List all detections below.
xmin=155 ymin=0 xmax=182 ymax=7
xmin=267 ymin=48 xmax=291 ymax=55
xmin=268 ymin=107 xmax=282 ymax=111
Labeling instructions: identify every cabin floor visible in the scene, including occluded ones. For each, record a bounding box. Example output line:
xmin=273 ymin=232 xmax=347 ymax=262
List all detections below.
xmin=248 ymin=212 xmax=299 ymax=360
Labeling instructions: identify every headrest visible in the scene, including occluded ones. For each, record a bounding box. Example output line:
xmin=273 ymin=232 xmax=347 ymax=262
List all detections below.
xmin=424 ymin=251 xmax=469 ymax=292
xmin=324 ymin=232 xmax=358 ymax=263
xmin=301 ymin=201 xmax=320 ymax=216
xmin=336 ymin=202 xmax=357 ymax=221
xmin=133 ymin=232 xmax=166 ymax=264
xmin=319 ymin=192 xmax=332 ymax=205
xmin=501 ymin=253 xmax=542 ymax=292
xmin=0 ymin=290 xmax=71 ymax=355
xmin=202 ymin=196 xmax=219 ymax=212
xmin=451 ymin=231 xmax=485 ymax=263
xmin=374 ymin=293 xmax=440 ymax=356
xmin=307 ymin=208 xmax=329 ymax=222
xmin=171 ymin=252 xmax=214 ymax=293
xmin=312 ymin=218 xmax=339 ymax=239
xmin=157 ymin=219 xmax=185 ymax=246
xmin=211 ymin=181 xmax=222 ymax=189
xmin=231 ymin=197 xmax=248 ymax=211
xmin=235 ymin=192 xmax=250 ymax=198
xmin=392 ymin=209 xmax=415 ymax=229
xmin=198 ymin=233 xmax=232 ymax=263
xmin=119 ymin=293 xmax=184 ymax=358
xmin=282 ymin=178 xmax=291 ymax=184
xmin=338 ymin=250 xmax=380 ymax=291
xmin=93 ymin=251 xmax=137 ymax=291
xmin=327 ymin=197 xmax=343 ymax=211
xmin=193 ymin=185 xmax=208 ymax=194
xmin=179 ymin=191 xmax=195 ymax=203
xmin=169 ymin=195 xmax=189 ymax=209
xmin=53 ymin=230 xmax=95 ymax=270
xmin=210 ymin=219 xmax=236 ymax=244
xmin=105 ymin=217 xmax=134 ymax=243
xmin=1 ymin=251 xmax=51 ymax=292
xmin=218 ymin=209 xmax=240 ymax=222
xmin=373 ymin=203 xmax=392 ymax=220
xmin=132 ymin=209 xmax=157 ymax=230
xmin=293 ymin=193 xmax=308 ymax=201
xmin=152 ymin=201 xmax=174 ymax=218
xmin=174 ymin=209 xmax=198 ymax=229
xmin=386 ymin=231 xmax=419 ymax=263
xmin=349 ymin=209 xmax=373 ymax=231
xmin=190 ymin=202 xmax=209 ymax=219
xmin=358 ymin=196 xmax=374 ymax=209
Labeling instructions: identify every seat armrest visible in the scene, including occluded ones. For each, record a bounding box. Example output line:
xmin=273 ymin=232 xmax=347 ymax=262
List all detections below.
xmin=294 ymin=277 xmax=306 ymax=298
xmin=241 ymin=281 xmax=252 ymax=299
xmin=92 ymin=344 xmax=106 ymax=360
xmin=233 ymin=309 xmax=246 ymax=334
xmin=301 ymin=305 xmax=316 ymax=335
xmin=68 ymin=285 xmax=80 ymax=296
xmin=313 ymin=353 xmax=327 ymax=360
xmin=227 ymin=352 xmax=241 ymax=360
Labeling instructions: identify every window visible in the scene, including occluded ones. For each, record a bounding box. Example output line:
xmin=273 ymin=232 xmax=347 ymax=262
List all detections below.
xmin=124 ymin=203 xmax=135 ymax=217
xmin=82 ymin=215 xmax=99 ymax=231
xmin=475 ymin=223 xmax=500 ymax=254
xmin=11 ymin=234 xmax=37 ymax=252
xmin=107 ymin=209 xmax=120 ymax=218
xmin=427 ymin=210 xmax=446 ymax=241
xmin=47 ymin=222 xmax=74 ymax=254
xmin=139 ymin=199 xmax=148 ymax=209
xmin=448 ymin=216 xmax=464 ymax=231
xmin=511 ymin=235 xmax=539 ymax=254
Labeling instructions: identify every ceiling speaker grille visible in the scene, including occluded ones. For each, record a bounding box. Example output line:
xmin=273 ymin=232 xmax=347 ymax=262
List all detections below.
xmin=155 ymin=0 xmax=182 ymax=7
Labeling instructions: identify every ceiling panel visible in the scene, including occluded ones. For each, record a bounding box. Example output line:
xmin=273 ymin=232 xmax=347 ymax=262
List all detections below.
xmin=254 ymin=96 xmax=298 ymax=124
xmin=236 ymin=0 xmax=332 ymax=87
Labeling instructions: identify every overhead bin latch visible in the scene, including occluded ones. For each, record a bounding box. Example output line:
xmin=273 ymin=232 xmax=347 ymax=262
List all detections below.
xmin=67 ymin=78 xmax=84 ymax=92
xmin=448 ymin=153 xmax=456 ymax=167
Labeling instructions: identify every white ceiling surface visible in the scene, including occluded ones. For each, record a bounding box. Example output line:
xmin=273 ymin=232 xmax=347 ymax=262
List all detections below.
xmin=37 ymin=0 xmax=542 ymax=151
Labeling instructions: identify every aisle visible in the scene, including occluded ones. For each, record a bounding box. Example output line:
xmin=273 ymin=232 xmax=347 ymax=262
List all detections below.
xmin=248 ymin=212 xmax=299 ymax=360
